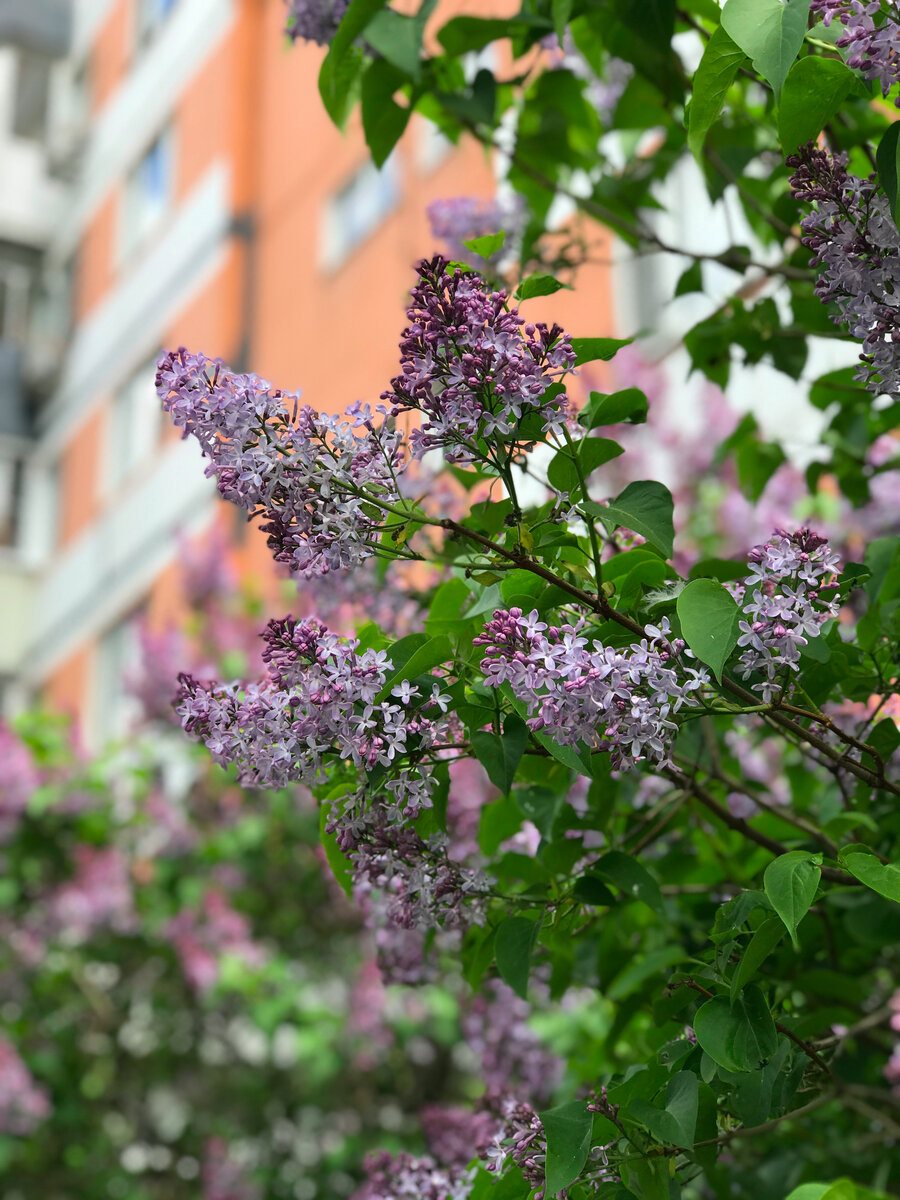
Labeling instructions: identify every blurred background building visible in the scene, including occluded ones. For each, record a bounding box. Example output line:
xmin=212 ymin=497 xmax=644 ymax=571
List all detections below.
xmin=0 ymin=0 xmax=616 ymax=745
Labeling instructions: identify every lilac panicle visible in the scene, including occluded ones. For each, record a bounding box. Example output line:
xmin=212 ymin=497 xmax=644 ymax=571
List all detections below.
xmin=788 ymin=143 xmax=900 ymax=395
xmin=0 ymin=721 xmax=39 ymax=842
xmin=475 ymin=611 xmax=708 ymax=768
xmin=157 ymin=349 xmax=404 ymax=578
xmin=283 ymin=0 xmax=349 ymax=46
xmin=427 ymin=195 xmax=526 ymax=266
xmin=381 ymin=256 xmax=576 ymax=463
xmin=729 ymin=528 xmax=840 ymax=701
xmin=0 ymin=1037 xmax=51 ymax=1135
xmin=810 ymin=2 xmax=900 ymax=104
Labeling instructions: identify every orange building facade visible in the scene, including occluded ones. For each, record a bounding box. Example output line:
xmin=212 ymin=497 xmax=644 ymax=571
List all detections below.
xmin=12 ymin=0 xmax=616 ymax=743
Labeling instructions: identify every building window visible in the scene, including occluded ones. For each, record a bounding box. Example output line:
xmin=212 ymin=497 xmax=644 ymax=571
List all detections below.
xmin=106 ymin=360 xmax=163 ymax=492
xmin=0 ymin=455 xmax=23 ymax=549
xmin=135 ymin=0 xmax=179 ymax=51
xmin=12 ymin=50 xmax=52 ymax=142
xmin=0 ymin=264 xmax=31 ymax=345
xmin=121 ymin=131 xmax=173 ymax=259
xmin=320 ymin=155 xmax=401 ymax=272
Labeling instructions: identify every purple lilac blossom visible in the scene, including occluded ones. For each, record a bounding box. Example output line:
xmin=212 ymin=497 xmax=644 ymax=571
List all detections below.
xmin=475 ymin=610 xmax=709 ymax=768
xmin=810 ymin=1 xmax=900 ymax=103
xmin=175 ymin=615 xmax=450 ymax=824
xmin=381 ymin=256 xmax=576 ymax=463
xmin=167 ymin=888 xmax=266 ymax=993
xmin=0 ymin=1037 xmax=51 ymax=1135
xmin=352 ymin=1150 xmax=474 ymax=1200
xmin=157 ymin=349 xmax=404 ymax=578
xmin=283 ymin=0 xmax=349 ymax=46
xmin=427 ymin=196 xmax=526 ymax=266
xmin=728 ymin=529 xmax=841 ymax=702
xmin=788 ymin=144 xmax=900 ymax=396
xmin=202 ymin=1136 xmax=260 ymax=1200
xmin=485 ymin=1097 xmax=619 ymax=1193
xmin=554 ymin=29 xmax=634 ymax=125
xmin=47 ymin=846 xmax=136 ymax=944
xmin=723 ymin=719 xmax=791 ymax=818
xmin=420 ymin=1104 xmax=502 ymax=1166
xmin=462 ymin=980 xmax=563 ymax=1105
xmin=0 ymin=722 xmax=38 ymax=842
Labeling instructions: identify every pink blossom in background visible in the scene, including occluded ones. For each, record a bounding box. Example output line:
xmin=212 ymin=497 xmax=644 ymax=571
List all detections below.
xmin=461 ymin=979 xmax=562 ymax=1105
xmin=420 ymin=1103 xmax=500 ymax=1166
xmin=167 ymin=889 xmax=265 ymax=993
xmin=0 ymin=722 xmax=39 ymax=842
xmin=129 ymin=621 xmax=187 ymax=724
xmin=48 ymin=846 xmax=136 ymax=943
xmin=347 ymin=958 xmax=393 ymax=1070
xmin=202 ymin=1137 xmax=260 ymax=1200
xmin=0 ymin=1036 xmax=51 ymax=1135
xmin=427 ymin=195 xmax=526 ymax=267
xmin=179 ymin=525 xmax=237 ymax=609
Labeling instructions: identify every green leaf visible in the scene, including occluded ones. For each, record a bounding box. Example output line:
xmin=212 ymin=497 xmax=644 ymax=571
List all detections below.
xmin=471 ymin=716 xmax=529 ymax=795
xmin=319 ymin=800 xmax=353 ymax=897
xmin=591 ymin=850 xmax=664 ymax=914
xmin=693 ymin=985 xmax=779 ymax=1072
xmin=437 ymin=16 xmax=511 ymax=55
xmin=784 ymin=1182 xmax=894 ymax=1200
xmin=730 ymin=915 xmax=786 ymax=1001
xmin=363 ymin=2 xmax=435 ymax=79
xmin=464 ymin=231 xmax=506 ymax=258
xmin=580 ymin=388 xmax=648 ymax=428
xmin=585 ymin=480 xmax=675 ymax=559
xmin=547 ymin=437 xmax=624 ymax=494
xmin=720 ymin=0 xmax=810 ymax=98
xmin=551 ymin=0 xmax=572 ymax=44
xmin=764 ymin=851 xmax=822 ymax=947
xmin=360 ymin=59 xmax=410 ymax=167
xmin=877 ymin=123 xmax=900 ymax=231
xmin=687 ymin=24 xmax=747 ymax=160
xmin=664 ymin=1071 xmax=699 ymax=1148
xmin=572 ymin=874 xmax=616 ymax=906
xmin=376 ymin=634 xmax=452 ymax=700
xmin=676 ymin=577 xmax=741 ymax=682
xmin=539 ymin=1099 xmax=593 ymax=1195
xmin=515 ymin=273 xmax=569 ymax=300
xmin=675 ymin=260 xmax=703 ymax=296
xmin=778 ymin=56 xmax=858 ymax=152
xmin=495 ymin=914 xmax=542 ymax=999
xmin=839 ymin=844 xmax=900 ymax=903
xmin=318 ymin=0 xmax=387 ymax=126
xmin=570 ymin=336 xmax=633 ymax=365
xmin=515 ymin=786 xmax=564 ymax=841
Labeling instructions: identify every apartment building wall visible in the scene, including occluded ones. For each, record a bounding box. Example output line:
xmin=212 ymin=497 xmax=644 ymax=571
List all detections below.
xmin=12 ymin=0 xmax=616 ymax=742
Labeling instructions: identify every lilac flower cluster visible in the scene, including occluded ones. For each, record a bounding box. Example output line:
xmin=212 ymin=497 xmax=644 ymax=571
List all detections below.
xmin=552 ymin=30 xmax=634 ymax=125
xmin=788 ymin=144 xmax=900 ymax=395
xmin=47 ymin=846 xmax=136 ymax=944
xmin=166 ymin=888 xmax=266 ymax=993
xmin=202 ymin=1136 xmax=260 ymax=1200
xmin=351 ymin=821 xmax=487 ymax=984
xmin=157 ymin=349 xmax=403 ymax=577
xmin=729 ymin=529 xmax=840 ymax=701
xmin=427 ymin=196 xmax=526 ymax=266
xmin=475 ymin=610 xmax=709 ymax=768
xmin=381 ymin=257 xmax=576 ymax=463
xmin=0 ymin=1037 xmax=51 ymax=1135
xmin=462 ymin=980 xmax=562 ymax=1104
xmin=0 ymin=721 xmax=38 ymax=842
xmin=176 ymin=615 xmax=449 ymax=815
xmin=811 ymin=1 xmax=900 ymax=103
xmin=353 ymin=1149 xmax=474 ymax=1200
xmin=283 ymin=0 xmax=348 ymax=46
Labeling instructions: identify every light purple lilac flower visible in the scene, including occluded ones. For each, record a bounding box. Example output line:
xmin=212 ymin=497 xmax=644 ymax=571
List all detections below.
xmin=203 ymin=1136 xmax=260 ymax=1200
xmin=552 ymin=29 xmax=634 ymax=124
xmin=811 ymin=1 xmax=900 ymax=103
xmin=427 ymin=195 xmax=526 ymax=266
xmin=167 ymin=888 xmax=266 ymax=993
xmin=381 ymin=256 xmax=576 ymax=463
xmin=157 ymin=349 xmax=404 ymax=577
xmin=0 ymin=722 xmax=38 ymax=842
xmin=788 ymin=144 xmax=900 ymax=396
xmin=462 ymin=980 xmax=563 ymax=1104
xmin=0 ymin=1036 xmax=51 ymax=1135
xmin=47 ymin=845 xmax=136 ymax=944
xmin=175 ymin=615 xmax=449 ymax=818
xmin=283 ymin=0 xmax=349 ymax=46
xmin=729 ymin=528 xmax=840 ymax=701
xmin=352 ymin=1150 xmax=474 ymax=1200
xmin=475 ymin=610 xmax=709 ymax=768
